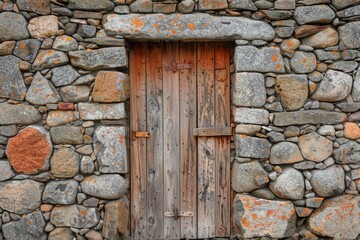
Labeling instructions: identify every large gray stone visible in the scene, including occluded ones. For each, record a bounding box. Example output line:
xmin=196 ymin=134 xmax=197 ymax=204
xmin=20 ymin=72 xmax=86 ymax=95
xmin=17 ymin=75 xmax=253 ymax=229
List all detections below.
xmin=229 ymin=0 xmax=256 ymax=9
xmin=232 ymin=161 xmax=268 ymax=192
xmin=16 ymin=0 xmax=51 ymax=14
xmin=307 ymin=195 xmax=360 ymax=239
xmin=2 ymin=211 xmax=46 ymax=240
xmin=81 ymin=174 xmax=128 ymax=200
xmin=50 ymin=205 xmax=100 ymax=228
xmin=311 ymin=70 xmax=352 ymax=102
xmin=0 ymin=180 xmax=44 ymax=214
xmin=311 ymin=165 xmax=345 ymax=197
xmin=43 ymin=180 xmax=78 ymax=205
xmin=0 ymin=56 xmax=27 ymax=101
xmin=273 ymin=110 xmax=347 ymax=126
xmin=270 ymin=142 xmax=303 ymax=164
xmin=329 ymin=61 xmax=358 ymax=73
xmin=0 ymin=12 xmax=29 ymax=41
xmin=51 ymin=65 xmax=80 ymax=87
xmin=269 ymin=167 xmax=304 ymax=200
xmin=60 ymin=85 xmax=90 ymax=102
xmin=26 ymin=72 xmax=61 ymax=105
xmin=78 ymin=103 xmax=126 ymax=120
xmin=298 ymin=132 xmax=333 ymax=162
xmin=32 ymin=50 xmax=69 ymax=71
xmin=339 ymin=21 xmax=360 ymax=49
xmin=235 ymin=46 xmax=285 ymax=73
xmin=233 ymin=194 xmax=296 ymax=238
xmin=332 ymin=0 xmax=360 ymax=10
xmin=67 ymin=0 xmax=114 ymax=10
xmin=94 ymin=126 xmax=128 ymax=173
xmin=103 ymin=13 xmax=275 ymax=41
xmin=275 ymin=74 xmax=308 ymax=111
xmin=333 ymin=141 xmax=360 ymax=164
xmin=290 ymin=51 xmax=317 ymax=73
xmin=232 ymin=73 xmax=266 ymax=107
xmin=236 ymin=135 xmax=271 ymax=158
xmin=337 ymin=5 xmax=360 ymax=18
xmin=352 ymin=67 xmax=360 ymax=102
xmin=102 ymin=197 xmax=129 ymax=239
xmin=234 ymin=108 xmax=269 ymax=125
xmin=69 ymin=47 xmax=127 ymax=70
xmin=50 ymin=126 xmax=84 ymax=145
xmin=0 ymin=160 xmax=15 ymax=181
xmin=294 ymin=5 xmax=335 ymax=25
xmin=13 ymin=39 xmax=41 ymax=63
xmin=0 ymin=103 xmax=42 ymax=125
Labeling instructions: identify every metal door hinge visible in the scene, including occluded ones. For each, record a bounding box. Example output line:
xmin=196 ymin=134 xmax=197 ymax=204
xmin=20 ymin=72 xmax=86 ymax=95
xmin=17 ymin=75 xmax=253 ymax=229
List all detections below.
xmin=132 ymin=131 xmax=149 ymax=141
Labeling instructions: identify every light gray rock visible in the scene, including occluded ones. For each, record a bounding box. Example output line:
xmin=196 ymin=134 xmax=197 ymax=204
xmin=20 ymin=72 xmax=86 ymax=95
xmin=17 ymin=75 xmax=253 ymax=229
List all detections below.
xmin=353 ymin=68 xmax=360 ymax=102
xmin=13 ymin=39 xmax=41 ymax=63
xmin=51 ymin=65 xmax=80 ymax=87
xmin=0 ymin=125 xmax=18 ymax=137
xmin=94 ymin=126 xmax=127 ymax=173
xmin=275 ymin=74 xmax=308 ymax=111
xmin=328 ymin=61 xmax=358 ymax=73
xmin=42 ymin=180 xmax=79 ymax=205
xmin=294 ymin=5 xmax=335 ymax=25
xmin=333 ymin=141 xmax=360 ymax=164
xmin=233 ymin=194 xmax=296 ymax=238
xmin=308 ymin=195 xmax=360 ymax=239
xmin=2 ymin=211 xmax=46 ymax=240
xmin=252 ymin=188 xmax=276 ymax=199
xmin=301 ymin=27 xmax=339 ymax=49
xmin=332 ymin=0 xmax=360 ymax=10
xmin=311 ymin=70 xmax=352 ymax=102
xmin=114 ymin=5 xmax=130 ymax=14
xmin=50 ymin=126 xmax=83 ymax=145
xmin=311 ymin=165 xmax=345 ymax=197
xmin=26 ymin=72 xmax=61 ymax=105
xmin=69 ymin=47 xmax=127 ymax=70
xmin=78 ymin=103 xmax=126 ymax=120
xmin=80 ymin=156 xmax=94 ymax=174
xmin=0 ymin=12 xmax=29 ymax=41
xmin=337 ymin=5 xmax=360 ymax=18
xmin=318 ymin=125 xmax=335 ymax=136
xmin=262 ymin=10 xmax=293 ymax=20
xmin=50 ymin=205 xmax=100 ymax=228
xmin=48 ymin=228 xmax=75 ymax=240
xmin=67 ymin=0 xmax=114 ymax=10
xmin=77 ymin=24 xmax=96 ymax=38
xmin=280 ymin=38 xmax=300 ymax=52
xmin=53 ymin=35 xmax=78 ymax=52
xmin=275 ymin=0 xmax=295 ymax=9
xmin=16 ymin=0 xmax=51 ymax=14
xmin=229 ymin=0 xmax=257 ymax=10
xmin=103 ymin=13 xmax=275 ymax=41
xmin=290 ymin=51 xmax=317 ymax=73
xmin=0 ymin=161 xmax=15 ymax=181
xmin=269 ymin=167 xmax=304 ymax=200
xmin=273 ymin=110 xmax=347 ymax=126
xmin=293 ymin=161 xmax=316 ymax=170
xmin=0 ymin=180 xmax=44 ymax=214
xmin=32 ymin=50 xmax=69 ymax=71
xmin=270 ymin=142 xmax=303 ymax=164
xmin=236 ymin=135 xmax=271 ymax=158
xmin=46 ymin=111 xmax=76 ymax=127
xmin=0 ymin=56 xmax=27 ymax=101
xmin=267 ymin=131 xmax=285 ymax=143
xmin=235 ymin=46 xmax=285 ymax=73
xmin=234 ymin=108 xmax=269 ymax=125
xmin=0 ymin=103 xmax=42 ymax=125
xmin=314 ymin=49 xmax=341 ymax=61
xmin=60 ymin=85 xmax=90 ymax=102
xmin=339 ymin=21 xmax=360 ymax=49
xmin=232 ymin=161 xmax=268 ymax=192
xmin=298 ymin=132 xmax=333 ymax=162
xmin=129 ymin=0 xmax=153 ymax=12
xmin=232 ymin=73 xmax=266 ymax=107
xmin=81 ymin=174 xmax=128 ymax=199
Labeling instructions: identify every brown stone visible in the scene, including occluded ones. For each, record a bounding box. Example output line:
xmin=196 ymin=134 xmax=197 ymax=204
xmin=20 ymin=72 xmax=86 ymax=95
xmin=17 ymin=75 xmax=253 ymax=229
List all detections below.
xmin=41 ymin=204 xmax=54 ymax=212
xmin=17 ymin=0 xmax=51 ymax=15
xmin=6 ymin=126 xmax=52 ymax=174
xmin=344 ymin=122 xmax=360 ymax=140
xmin=298 ymin=132 xmax=333 ymax=162
xmin=28 ymin=15 xmax=59 ymax=39
xmin=294 ymin=25 xmax=327 ymax=38
xmin=73 ymin=11 xmax=103 ymax=19
xmin=102 ymin=197 xmax=129 ymax=239
xmin=46 ymin=110 xmax=76 ymax=127
xmin=0 ymin=41 xmax=16 ymax=55
xmin=198 ymin=0 xmax=228 ymax=10
xmin=92 ymin=71 xmax=130 ymax=103
xmin=301 ymin=27 xmax=339 ymax=49
xmin=57 ymin=102 xmax=75 ymax=110
xmin=50 ymin=147 xmax=80 ymax=178
xmin=153 ymin=3 xmax=177 ymax=13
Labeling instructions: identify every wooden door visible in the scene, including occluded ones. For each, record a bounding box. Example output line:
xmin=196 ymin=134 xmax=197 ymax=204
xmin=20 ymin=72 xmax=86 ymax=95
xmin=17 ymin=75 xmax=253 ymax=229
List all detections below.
xmin=130 ymin=42 xmax=231 ymax=239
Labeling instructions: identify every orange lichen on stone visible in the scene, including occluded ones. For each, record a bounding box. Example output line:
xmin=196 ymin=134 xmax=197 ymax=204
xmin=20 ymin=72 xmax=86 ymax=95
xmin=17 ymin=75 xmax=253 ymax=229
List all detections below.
xmin=188 ymin=23 xmax=196 ymax=29
xmin=344 ymin=122 xmax=360 ymax=140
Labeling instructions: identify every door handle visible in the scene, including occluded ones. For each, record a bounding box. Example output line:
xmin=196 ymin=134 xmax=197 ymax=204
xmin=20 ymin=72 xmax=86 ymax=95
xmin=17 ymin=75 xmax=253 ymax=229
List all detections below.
xmin=132 ymin=131 xmax=150 ymax=141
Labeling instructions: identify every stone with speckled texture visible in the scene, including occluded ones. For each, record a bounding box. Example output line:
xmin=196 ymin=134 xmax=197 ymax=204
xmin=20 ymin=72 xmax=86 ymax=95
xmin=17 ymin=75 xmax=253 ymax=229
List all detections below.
xmin=81 ymin=174 xmax=128 ymax=199
xmin=50 ymin=205 xmax=100 ymax=228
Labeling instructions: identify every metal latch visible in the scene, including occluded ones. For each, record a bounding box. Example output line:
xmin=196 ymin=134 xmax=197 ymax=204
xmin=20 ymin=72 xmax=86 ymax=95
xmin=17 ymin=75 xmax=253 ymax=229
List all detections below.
xmin=132 ymin=131 xmax=150 ymax=141
xmin=164 ymin=208 xmax=194 ymax=218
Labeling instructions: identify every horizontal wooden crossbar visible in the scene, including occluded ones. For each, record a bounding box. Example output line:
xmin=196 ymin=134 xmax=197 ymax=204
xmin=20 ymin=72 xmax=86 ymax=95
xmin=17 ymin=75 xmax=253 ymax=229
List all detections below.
xmin=193 ymin=127 xmax=232 ymax=137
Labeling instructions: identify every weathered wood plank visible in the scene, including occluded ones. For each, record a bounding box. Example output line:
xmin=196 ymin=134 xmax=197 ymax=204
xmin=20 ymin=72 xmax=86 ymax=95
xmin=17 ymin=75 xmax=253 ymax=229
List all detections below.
xmin=197 ymin=42 xmax=216 ymax=238
xmin=130 ymin=43 xmax=147 ymax=240
xmin=163 ymin=43 xmax=181 ymax=239
xmin=214 ymin=43 xmax=231 ymax=237
xmin=193 ymin=127 xmax=232 ymax=137
xmin=179 ymin=43 xmax=197 ymax=239
xmin=146 ymin=43 xmax=164 ymax=239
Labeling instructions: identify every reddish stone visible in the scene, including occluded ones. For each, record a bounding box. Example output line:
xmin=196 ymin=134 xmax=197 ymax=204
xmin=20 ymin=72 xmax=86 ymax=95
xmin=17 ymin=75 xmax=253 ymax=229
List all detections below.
xmin=6 ymin=126 xmax=52 ymax=174
xmin=344 ymin=122 xmax=360 ymax=140
xmin=58 ymin=102 xmax=75 ymax=110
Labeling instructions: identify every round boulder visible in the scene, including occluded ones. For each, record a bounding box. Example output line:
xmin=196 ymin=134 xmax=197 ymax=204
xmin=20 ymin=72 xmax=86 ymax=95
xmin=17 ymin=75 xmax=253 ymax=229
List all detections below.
xmin=270 ymin=142 xmax=303 ymax=164
xmin=269 ymin=167 xmax=304 ymax=200
xmin=310 ymin=165 xmax=345 ymax=197
xmin=6 ymin=125 xmax=52 ymax=174
xmin=290 ymin=51 xmax=317 ymax=73
xmin=298 ymin=132 xmax=333 ymax=162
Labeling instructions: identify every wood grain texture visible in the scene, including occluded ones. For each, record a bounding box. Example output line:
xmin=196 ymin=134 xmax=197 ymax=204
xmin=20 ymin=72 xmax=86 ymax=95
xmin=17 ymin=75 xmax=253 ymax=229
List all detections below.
xmin=193 ymin=127 xmax=232 ymax=137
xmin=130 ymin=43 xmax=147 ymax=240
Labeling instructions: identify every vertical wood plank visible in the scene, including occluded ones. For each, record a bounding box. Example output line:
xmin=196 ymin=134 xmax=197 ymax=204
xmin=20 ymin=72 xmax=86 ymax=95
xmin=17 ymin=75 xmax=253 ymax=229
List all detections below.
xmin=146 ymin=43 xmax=164 ymax=239
xmin=130 ymin=43 xmax=147 ymax=240
xmin=163 ymin=43 xmax=181 ymax=239
xmin=179 ymin=43 xmax=197 ymax=239
xmin=197 ymin=42 xmax=216 ymax=239
xmin=214 ymin=43 xmax=231 ymax=237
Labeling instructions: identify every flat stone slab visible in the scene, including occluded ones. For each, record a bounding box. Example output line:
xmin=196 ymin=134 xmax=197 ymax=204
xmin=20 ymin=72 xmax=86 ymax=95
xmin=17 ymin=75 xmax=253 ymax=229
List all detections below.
xmin=81 ymin=174 xmax=128 ymax=199
xmin=236 ymin=135 xmax=271 ymax=158
xmin=273 ymin=110 xmax=347 ymax=126
xmin=50 ymin=205 xmax=100 ymax=228
xmin=78 ymin=103 xmax=126 ymax=120
xmin=103 ymin=13 xmax=275 ymax=41
xmin=0 ymin=103 xmax=42 ymax=125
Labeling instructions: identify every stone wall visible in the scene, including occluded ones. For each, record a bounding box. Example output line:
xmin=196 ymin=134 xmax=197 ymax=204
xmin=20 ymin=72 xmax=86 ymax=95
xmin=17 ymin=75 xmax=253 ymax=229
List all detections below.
xmin=0 ymin=0 xmax=360 ymax=239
